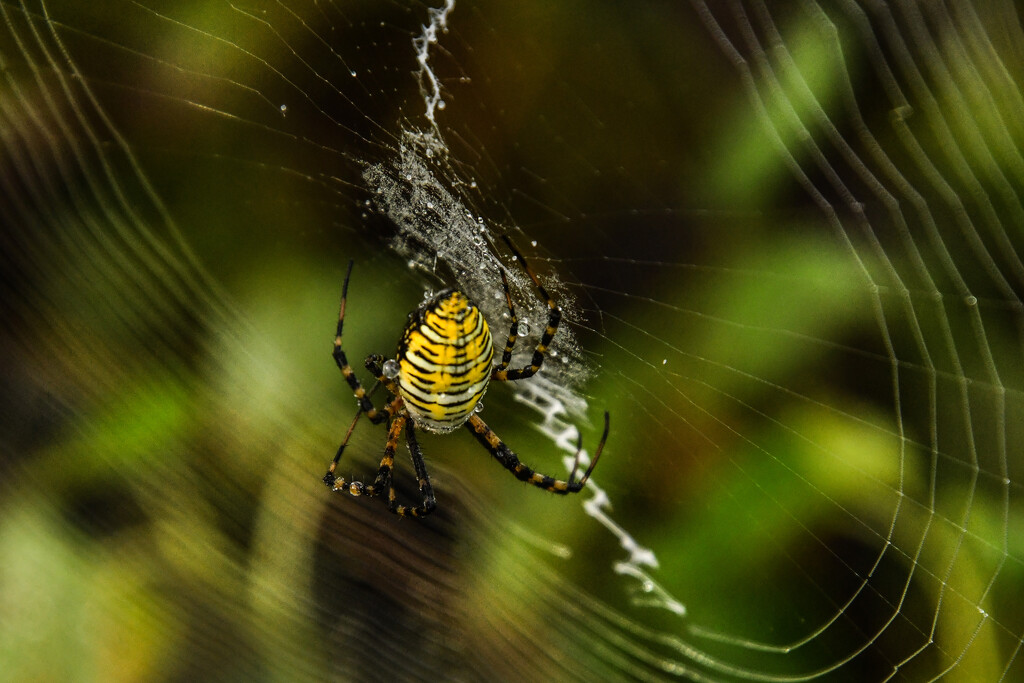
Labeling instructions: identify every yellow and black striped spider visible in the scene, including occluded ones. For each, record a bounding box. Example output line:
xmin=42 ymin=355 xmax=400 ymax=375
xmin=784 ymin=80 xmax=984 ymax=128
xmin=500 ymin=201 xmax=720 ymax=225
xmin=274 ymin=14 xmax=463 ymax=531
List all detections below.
xmin=323 ymin=236 xmax=609 ymax=518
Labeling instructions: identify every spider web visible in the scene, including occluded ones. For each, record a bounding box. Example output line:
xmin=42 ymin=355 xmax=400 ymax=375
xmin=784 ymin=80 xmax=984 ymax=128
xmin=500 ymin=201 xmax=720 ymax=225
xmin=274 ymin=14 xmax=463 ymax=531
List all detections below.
xmin=1 ymin=0 xmax=1023 ymax=681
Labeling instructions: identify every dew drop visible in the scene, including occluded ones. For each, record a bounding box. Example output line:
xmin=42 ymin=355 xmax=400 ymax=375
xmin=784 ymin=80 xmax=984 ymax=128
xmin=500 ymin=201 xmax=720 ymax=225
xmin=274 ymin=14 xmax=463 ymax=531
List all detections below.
xmin=517 ymin=320 xmax=531 ymax=337
xmin=437 ymin=100 xmax=446 ymax=110
xmin=474 ymin=401 xmax=484 ymax=413
xmin=531 ymin=240 xmax=537 ymax=247
xmin=426 ymin=202 xmax=434 ymax=209
xmin=279 ymin=103 xmax=288 ymax=115
xmin=383 ymin=359 xmax=400 ymax=379
xmin=965 ymin=295 xmax=978 ymax=306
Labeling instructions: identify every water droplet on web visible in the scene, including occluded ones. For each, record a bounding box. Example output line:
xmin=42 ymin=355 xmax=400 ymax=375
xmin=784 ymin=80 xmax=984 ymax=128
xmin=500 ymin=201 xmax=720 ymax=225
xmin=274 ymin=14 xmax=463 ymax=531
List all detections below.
xmin=279 ymin=104 xmax=288 ymax=115
xmin=474 ymin=401 xmax=484 ymax=413
xmin=531 ymin=240 xmax=537 ymax=247
xmin=426 ymin=202 xmax=434 ymax=209
xmin=437 ymin=100 xmax=446 ymax=110
xmin=383 ymin=359 xmax=400 ymax=379
xmin=517 ymin=320 xmax=531 ymax=337
xmin=642 ymin=580 xmax=655 ymax=593
xmin=469 ymin=180 xmax=477 ymax=188
xmin=423 ymin=289 xmax=434 ymax=300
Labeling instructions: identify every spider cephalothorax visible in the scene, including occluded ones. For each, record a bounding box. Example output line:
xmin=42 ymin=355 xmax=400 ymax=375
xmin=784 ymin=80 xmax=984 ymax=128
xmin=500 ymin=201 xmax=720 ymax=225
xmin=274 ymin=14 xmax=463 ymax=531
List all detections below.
xmin=323 ymin=236 xmax=608 ymax=518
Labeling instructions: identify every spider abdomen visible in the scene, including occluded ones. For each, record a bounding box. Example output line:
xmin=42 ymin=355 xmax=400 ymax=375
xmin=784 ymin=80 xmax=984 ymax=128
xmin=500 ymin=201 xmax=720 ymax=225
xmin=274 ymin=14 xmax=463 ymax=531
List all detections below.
xmin=396 ymin=289 xmax=493 ymax=434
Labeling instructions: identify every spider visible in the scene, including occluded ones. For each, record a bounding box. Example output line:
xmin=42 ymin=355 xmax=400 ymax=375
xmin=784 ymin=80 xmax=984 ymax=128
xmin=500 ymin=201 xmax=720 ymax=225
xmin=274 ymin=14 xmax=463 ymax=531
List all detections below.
xmin=323 ymin=235 xmax=609 ymax=518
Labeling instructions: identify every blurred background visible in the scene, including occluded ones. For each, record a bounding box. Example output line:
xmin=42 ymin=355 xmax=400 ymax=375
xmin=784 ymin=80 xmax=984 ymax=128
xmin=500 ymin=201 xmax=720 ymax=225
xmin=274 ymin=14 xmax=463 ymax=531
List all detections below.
xmin=2 ymin=1 xmax=1023 ymax=680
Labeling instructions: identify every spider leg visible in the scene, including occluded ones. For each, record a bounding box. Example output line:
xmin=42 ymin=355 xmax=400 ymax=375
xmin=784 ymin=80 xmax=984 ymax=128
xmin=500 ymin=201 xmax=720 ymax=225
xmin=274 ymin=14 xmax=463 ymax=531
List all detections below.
xmin=466 ymin=412 xmax=609 ymax=493
xmin=492 ymin=268 xmax=521 ymax=374
xmin=492 ymin=235 xmax=561 ymax=382
xmin=333 ymin=260 xmax=389 ymax=424
xmin=326 ymin=413 xmax=438 ymax=518
xmin=328 ymin=413 xmax=405 ymax=499
xmin=386 ymin=420 xmax=437 ymax=518
xmin=323 ymin=394 xmax=403 ymax=488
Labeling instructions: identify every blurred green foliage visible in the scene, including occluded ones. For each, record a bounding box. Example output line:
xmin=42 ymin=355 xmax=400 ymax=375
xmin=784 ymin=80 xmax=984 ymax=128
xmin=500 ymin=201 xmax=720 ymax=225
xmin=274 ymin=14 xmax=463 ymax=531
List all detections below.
xmin=2 ymin=0 xmax=1022 ymax=681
